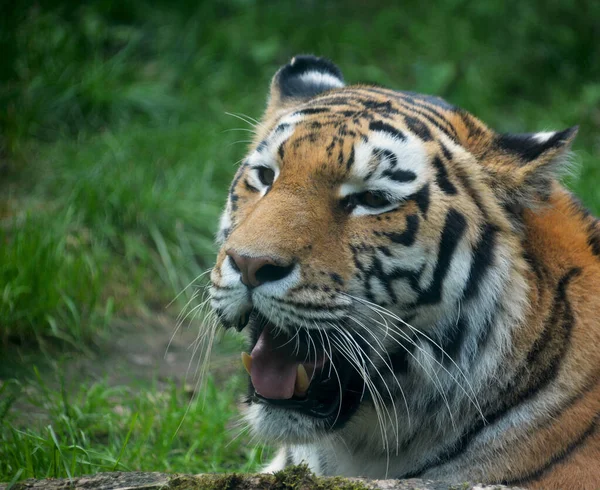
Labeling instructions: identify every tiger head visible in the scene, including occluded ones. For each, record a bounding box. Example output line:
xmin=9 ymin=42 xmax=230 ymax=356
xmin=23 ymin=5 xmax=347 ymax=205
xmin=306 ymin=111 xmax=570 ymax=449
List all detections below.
xmin=209 ymin=56 xmax=576 ymax=446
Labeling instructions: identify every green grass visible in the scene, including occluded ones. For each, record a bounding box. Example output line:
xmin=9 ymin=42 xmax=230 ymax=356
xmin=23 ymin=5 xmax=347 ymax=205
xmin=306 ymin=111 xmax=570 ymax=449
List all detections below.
xmin=1 ymin=0 xmax=599 ymax=484
xmin=0 ymin=370 xmax=269 ymax=481
xmin=0 ymin=212 xmax=109 ymax=347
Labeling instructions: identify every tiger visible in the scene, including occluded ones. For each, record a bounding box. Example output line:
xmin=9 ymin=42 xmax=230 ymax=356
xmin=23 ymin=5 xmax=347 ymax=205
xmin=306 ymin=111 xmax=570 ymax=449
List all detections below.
xmin=209 ymin=55 xmax=600 ymax=489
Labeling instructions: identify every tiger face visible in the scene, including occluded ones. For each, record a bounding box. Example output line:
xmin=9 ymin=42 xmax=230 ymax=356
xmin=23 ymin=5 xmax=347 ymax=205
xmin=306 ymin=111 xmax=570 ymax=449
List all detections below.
xmin=209 ymin=56 xmax=578 ymax=451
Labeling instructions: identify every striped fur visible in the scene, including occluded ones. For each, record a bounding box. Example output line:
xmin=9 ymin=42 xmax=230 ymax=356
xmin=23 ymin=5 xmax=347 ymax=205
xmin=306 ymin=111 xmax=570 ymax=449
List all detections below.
xmin=209 ymin=56 xmax=600 ymax=489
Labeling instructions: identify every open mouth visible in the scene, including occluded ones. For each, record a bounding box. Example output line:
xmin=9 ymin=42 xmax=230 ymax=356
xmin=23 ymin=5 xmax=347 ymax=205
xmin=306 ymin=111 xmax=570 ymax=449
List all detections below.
xmin=240 ymin=312 xmax=363 ymax=423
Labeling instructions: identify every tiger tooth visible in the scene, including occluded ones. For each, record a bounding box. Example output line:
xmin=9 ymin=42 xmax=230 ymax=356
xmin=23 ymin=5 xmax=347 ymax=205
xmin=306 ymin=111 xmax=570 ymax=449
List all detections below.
xmin=241 ymin=352 xmax=252 ymax=375
xmin=294 ymin=364 xmax=310 ymax=397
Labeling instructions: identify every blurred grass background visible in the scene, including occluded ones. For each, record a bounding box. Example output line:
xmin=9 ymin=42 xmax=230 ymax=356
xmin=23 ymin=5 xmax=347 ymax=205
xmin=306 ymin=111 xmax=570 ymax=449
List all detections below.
xmin=1 ymin=0 xmax=599 ymax=483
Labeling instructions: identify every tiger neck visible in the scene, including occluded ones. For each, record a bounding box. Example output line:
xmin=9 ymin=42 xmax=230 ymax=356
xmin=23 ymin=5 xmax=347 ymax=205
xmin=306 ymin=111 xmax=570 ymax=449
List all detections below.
xmin=505 ymin=187 xmax=594 ymax=379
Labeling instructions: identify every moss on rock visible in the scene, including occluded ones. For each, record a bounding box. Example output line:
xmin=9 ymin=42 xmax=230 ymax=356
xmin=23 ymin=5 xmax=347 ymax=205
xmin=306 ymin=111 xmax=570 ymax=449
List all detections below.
xmin=172 ymin=465 xmax=371 ymax=490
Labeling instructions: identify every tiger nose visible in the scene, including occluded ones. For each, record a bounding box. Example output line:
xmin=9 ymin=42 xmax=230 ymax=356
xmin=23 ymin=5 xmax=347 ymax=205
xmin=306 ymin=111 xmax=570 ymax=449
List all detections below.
xmin=226 ymin=250 xmax=295 ymax=288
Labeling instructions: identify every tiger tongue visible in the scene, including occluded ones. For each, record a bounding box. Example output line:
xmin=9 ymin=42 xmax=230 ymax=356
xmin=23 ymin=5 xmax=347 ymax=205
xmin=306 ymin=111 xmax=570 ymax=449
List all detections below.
xmin=250 ymin=324 xmax=299 ymax=400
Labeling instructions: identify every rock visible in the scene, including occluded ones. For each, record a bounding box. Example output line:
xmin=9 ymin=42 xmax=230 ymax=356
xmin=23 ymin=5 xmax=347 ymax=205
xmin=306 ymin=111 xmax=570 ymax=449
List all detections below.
xmin=1 ymin=466 xmax=525 ymax=490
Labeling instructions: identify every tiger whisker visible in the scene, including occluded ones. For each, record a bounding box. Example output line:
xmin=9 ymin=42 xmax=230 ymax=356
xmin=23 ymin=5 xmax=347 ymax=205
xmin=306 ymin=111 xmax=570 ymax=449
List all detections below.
xmin=168 ymin=267 xmax=213 ymax=308
xmin=328 ymin=324 xmax=395 ymax=456
xmin=329 ymin=334 xmax=393 ymax=475
xmin=315 ymin=327 xmax=344 ymax=426
xmin=225 ymin=111 xmax=268 ymax=132
xmin=341 ymin=292 xmax=484 ymax=420
xmin=359 ymin=313 xmax=458 ymax=432
xmin=343 ymin=316 xmax=407 ymax=453
xmin=349 ymin=299 xmax=481 ymax=424
xmin=174 ymin=312 xmax=220 ymax=438
xmin=348 ymin=305 xmax=459 ymax=426
xmin=222 ymin=127 xmax=258 ymax=135
xmin=226 ymin=139 xmax=255 ymax=148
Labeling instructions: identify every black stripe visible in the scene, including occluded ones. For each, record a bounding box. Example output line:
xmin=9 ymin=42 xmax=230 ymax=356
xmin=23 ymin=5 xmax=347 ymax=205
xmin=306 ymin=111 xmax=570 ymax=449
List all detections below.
xmin=294 ymin=107 xmax=330 ymax=115
xmin=362 ymin=99 xmax=398 ymax=115
xmin=274 ymin=123 xmax=291 ymax=133
xmin=462 ymin=223 xmax=499 ymax=301
xmin=382 ymin=168 xmax=417 ymax=182
xmin=337 ymin=148 xmax=344 ymax=166
xmin=523 ymin=248 xmax=546 ymax=285
xmin=388 ymin=336 xmax=416 ymax=374
xmin=278 ymin=142 xmax=286 ymax=160
xmin=378 ymin=148 xmax=398 ymax=168
xmin=220 ymin=227 xmax=231 ymax=240
xmin=387 ymin=263 xmax=424 ymax=291
xmin=417 ymin=209 xmax=467 ymax=305
xmin=256 ymin=140 xmax=268 ymax=152
xmin=369 ymin=120 xmax=406 ymax=141
xmin=452 ymin=164 xmax=488 ymax=220
xmin=404 ymin=115 xmax=433 ymax=141
xmin=228 ymin=162 xmax=249 ymax=212
xmin=504 ymin=415 xmax=599 ymax=486
xmin=370 ymin=262 xmax=425 ymax=307
xmin=346 ymin=146 xmax=355 ymax=171
xmin=350 ymin=245 xmax=365 ymax=272
xmin=440 ymin=143 xmax=454 ymax=162
xmin=330 ymin=273 xmax=344 ymax=286
xmin=431 ymin=155 xmax=457 ymax=195
xmin=378 ymin=245 xmax=391 ymax=256
xmin=382 ymin=214 xmax=419 ymax=246
xmin=371 ymin=256 xmax=398 ymax=304
xmin=406 ymin=107 xmax=459 ymax=142
xmin=409 ymin=184 xmax=430 ymax=218
xmin=229 ymin=192 xmax=239 ymax=212
xmin=587 ymin=220 xmax=600 ymax=258
xmin=243 ymin=179 xmax=259 ymax=193
xmin=458 ymin=110 xmax=486 ymax=140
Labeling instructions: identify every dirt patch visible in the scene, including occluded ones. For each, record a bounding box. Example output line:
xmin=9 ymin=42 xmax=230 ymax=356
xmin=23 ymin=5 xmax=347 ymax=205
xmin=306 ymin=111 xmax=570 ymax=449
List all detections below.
xmin=69 ymin=313 xmax=243 ymax=389
xmin=1 ymin=311 xmax=243 ymax=419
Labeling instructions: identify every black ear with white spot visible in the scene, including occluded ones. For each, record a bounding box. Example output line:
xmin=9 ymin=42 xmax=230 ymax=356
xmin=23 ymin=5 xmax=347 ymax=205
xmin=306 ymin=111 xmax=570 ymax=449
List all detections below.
xmin=495 ymin=127 xmax=578 ymax=163
xmin=485 ymin=126 xmax=578 ymax=206
xmin=267 ymin=55 xmax=345 ymax=112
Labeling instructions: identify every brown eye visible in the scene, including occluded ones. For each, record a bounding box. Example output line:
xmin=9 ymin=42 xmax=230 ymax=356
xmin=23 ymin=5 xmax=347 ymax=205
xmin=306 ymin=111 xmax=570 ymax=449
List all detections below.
xmin=341 ymin=191 xmax=393 ymax=213
xmin=357 ymin=191 xmax=391 ymax=208
xmin=257 ymin=166 xmax=275 ymax=186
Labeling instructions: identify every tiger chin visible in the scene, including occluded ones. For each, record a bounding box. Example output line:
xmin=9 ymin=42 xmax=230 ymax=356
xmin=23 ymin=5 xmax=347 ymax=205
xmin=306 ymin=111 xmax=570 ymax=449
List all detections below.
xmin=209 ymin=55 xmax=600 ymax=489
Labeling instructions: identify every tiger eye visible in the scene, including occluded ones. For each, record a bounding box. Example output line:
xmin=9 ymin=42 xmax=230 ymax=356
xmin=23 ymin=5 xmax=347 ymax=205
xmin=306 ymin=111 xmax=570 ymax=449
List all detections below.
xmin=360 ymin=191 xmax=390 ymax=208
xmin=257 ymin=166 xmax=275 ymax=186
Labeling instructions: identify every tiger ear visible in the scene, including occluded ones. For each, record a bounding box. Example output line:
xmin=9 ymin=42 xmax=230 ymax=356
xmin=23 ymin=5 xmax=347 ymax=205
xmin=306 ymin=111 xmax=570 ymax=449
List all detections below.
xmin=483 ymin=126 xmax=578 ymax=206
xmin=265 ymin=55 xmax=345 ymax=115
